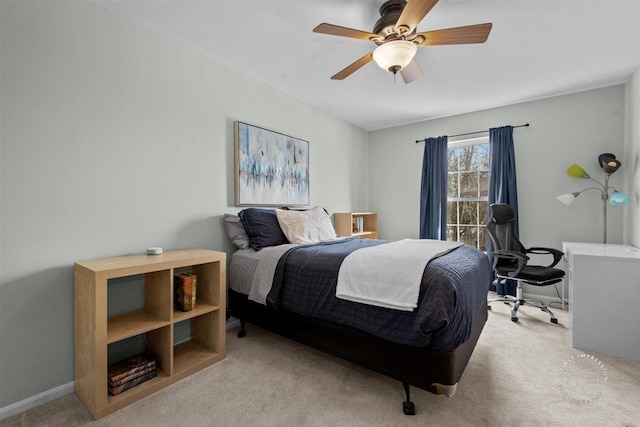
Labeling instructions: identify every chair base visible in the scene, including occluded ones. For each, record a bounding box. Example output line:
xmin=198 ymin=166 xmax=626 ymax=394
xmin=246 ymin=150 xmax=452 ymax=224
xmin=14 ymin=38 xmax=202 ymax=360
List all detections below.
xmin=488 ymin=280 xmax=558 ymax=324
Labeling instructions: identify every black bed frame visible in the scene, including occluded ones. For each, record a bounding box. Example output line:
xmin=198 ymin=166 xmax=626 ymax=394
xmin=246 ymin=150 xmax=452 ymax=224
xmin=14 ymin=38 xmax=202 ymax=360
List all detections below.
xmin=228 ymin=289 xmax=488 ymax=415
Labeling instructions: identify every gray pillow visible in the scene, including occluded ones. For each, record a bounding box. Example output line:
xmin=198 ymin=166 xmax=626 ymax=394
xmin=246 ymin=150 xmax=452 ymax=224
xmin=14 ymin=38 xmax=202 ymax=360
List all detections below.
xmin=223 ymin=214 xmax=251 ymax=250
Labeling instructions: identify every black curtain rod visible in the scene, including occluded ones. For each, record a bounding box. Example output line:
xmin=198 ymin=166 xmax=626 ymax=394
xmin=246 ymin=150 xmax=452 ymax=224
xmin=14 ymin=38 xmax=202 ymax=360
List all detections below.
xmin=415 ymin=123 xmax=530 ymax=143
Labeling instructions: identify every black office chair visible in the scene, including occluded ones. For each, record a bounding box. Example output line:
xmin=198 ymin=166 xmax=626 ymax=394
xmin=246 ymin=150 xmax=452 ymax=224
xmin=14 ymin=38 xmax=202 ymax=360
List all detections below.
xmin=487 ymin=203 xmax=565 ymax=324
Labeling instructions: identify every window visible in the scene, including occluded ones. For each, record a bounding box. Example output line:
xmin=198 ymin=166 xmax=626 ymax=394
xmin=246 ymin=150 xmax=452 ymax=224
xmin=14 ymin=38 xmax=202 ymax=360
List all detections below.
xmin=447 ymin=137 xmax=489 ymax=251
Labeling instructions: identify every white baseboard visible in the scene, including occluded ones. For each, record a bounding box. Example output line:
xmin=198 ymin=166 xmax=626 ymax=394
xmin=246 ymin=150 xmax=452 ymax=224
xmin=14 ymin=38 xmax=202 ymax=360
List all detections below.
xmin=0 ymin=381 xmax=75 ymax=421
xmin=0 ymin=319 xmax=244 ymax=421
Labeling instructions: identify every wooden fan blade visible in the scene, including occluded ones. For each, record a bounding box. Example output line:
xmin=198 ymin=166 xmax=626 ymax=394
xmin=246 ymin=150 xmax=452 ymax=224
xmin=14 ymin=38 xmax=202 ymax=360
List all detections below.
xmin=396 ymin=0 xmax=439 ymax=34
xmin=415 ymin=23 xmax=493 ymax=46
xmin=400 ymin=59 xmax=423 ymax=84
xmin=331 ymin=52 xmax=374 ymax=80
xmin=313 ymin=23 xmax=378 ymax=41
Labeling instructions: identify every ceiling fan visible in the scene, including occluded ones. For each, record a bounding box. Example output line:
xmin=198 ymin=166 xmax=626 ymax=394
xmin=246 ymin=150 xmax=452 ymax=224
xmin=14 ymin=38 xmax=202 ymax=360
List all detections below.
xmin=313 ymin=0 xmax=492 ymax=83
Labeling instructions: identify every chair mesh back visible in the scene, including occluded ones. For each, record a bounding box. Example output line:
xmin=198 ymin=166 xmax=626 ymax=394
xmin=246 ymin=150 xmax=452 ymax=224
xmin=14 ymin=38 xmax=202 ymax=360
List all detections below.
xmin=487 ymin=203 xmax=525 ymax=255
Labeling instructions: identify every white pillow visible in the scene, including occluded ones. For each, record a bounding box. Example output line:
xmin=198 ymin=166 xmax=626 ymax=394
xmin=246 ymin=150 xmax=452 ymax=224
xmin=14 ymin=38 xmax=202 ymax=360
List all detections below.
xmin=275 ymin=206 xmax=337 ymax=244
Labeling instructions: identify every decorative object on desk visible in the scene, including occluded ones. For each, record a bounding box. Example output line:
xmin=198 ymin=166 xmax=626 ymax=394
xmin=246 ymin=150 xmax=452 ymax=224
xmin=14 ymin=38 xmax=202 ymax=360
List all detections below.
xmin=556 ymin=153 xmax=630 ymax=243
xmin=146 ymin=247 xmax=163 ymax=255
xmin=174 ymin=272 xmax=197 ymax=311
xmin=234 ymin=121 xmax=309 ymax=207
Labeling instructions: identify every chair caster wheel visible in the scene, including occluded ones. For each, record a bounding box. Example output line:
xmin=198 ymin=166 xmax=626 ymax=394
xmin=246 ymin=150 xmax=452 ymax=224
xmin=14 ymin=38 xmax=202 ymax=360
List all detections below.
xmin=403 ymin=401 xmax=416 ymax=415
xmin=511 ymin=317 xmax=518 ymax=322
xmin=487 ymin=305 xmax=492 ymax=311
xmin=237 ymin=330 xmax=246 ymax=338
xmin=551 ymin=318 xmax=558 ymax=324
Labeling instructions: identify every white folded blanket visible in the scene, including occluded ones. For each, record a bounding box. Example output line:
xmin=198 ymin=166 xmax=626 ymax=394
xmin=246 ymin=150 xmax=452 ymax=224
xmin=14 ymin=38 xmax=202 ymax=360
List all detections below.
xmin=336 ymin=239 xmax=463 ymax=311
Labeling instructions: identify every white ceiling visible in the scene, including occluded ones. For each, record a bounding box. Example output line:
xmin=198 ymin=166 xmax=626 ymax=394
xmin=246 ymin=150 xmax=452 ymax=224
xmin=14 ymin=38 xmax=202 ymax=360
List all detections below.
xmin=95 ymin=0 xmax=640 ymax=131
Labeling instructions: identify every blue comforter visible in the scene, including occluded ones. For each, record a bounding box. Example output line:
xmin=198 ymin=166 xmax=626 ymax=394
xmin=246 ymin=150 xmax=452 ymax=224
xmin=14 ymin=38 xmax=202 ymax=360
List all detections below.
xmin=266 ymin=238 xmax=491 ymax=351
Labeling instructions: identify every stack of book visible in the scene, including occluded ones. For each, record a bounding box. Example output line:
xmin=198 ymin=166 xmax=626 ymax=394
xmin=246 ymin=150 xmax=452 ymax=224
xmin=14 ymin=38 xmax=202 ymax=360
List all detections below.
xmin=108 ymin=353 xmax=157 ymax=396
xmin=174 ymin=272 xmax=197 ymax=311
xmin=351 ymin=216 xmax=364 ymax=234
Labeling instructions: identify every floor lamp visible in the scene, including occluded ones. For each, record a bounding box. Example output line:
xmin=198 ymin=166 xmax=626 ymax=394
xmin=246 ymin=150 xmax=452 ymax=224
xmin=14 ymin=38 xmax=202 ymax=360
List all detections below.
xmin=556 ymin=153 xmax=630 ymax=243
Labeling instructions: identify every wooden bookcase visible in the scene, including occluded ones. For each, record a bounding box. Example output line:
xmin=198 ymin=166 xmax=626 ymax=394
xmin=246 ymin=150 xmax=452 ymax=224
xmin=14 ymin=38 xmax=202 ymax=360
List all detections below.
xmin=334 ymin=212 xmax=378 ymax=239
xmin=74 ymin=249 xmax=226 ymax=419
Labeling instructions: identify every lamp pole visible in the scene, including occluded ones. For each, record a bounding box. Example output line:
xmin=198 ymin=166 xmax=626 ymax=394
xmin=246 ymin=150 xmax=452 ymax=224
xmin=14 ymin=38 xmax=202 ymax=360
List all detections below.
xmin=589 ymin=175 xmax=610 ymax=244
xmin=603 ymin=174 xmax=610 ymax=243
xmin=601 ymin=186 xmax=607 ymax=244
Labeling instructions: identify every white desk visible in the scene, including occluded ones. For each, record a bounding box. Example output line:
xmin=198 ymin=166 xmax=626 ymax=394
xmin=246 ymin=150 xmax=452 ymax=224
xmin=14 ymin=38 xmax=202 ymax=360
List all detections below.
xmin=563 ymin=242 xmax=640 ymax=362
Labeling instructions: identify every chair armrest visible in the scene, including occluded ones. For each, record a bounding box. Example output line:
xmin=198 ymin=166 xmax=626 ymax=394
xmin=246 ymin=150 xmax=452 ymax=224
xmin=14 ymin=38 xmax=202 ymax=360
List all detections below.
xmin=525 ymin=247 xmax=564 ymax=268
xmin=491 ymin=250 xmax=529 ymax=277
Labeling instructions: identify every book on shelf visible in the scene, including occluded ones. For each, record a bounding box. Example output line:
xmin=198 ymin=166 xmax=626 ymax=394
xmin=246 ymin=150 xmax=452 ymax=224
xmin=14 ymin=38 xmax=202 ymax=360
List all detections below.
xmin=351 ymin=216 xmax=364 ymax=234
xmin=174 ymin=272 xmax=197 ymax=311
xmin=108 ymin=369 xmax=157 ymax=396
xmin=108 ymin=353 xmax=156 ymax=384
xmin=108 ymin=365 xmax=156 ymax=388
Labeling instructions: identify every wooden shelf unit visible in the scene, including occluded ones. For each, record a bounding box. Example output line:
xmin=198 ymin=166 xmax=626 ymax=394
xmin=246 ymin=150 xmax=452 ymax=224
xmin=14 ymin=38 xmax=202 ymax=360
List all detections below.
xmin=74 ymin=249 xmax=226 ymax=419
xmin=334 ymin=212 xmax=378 ymax=239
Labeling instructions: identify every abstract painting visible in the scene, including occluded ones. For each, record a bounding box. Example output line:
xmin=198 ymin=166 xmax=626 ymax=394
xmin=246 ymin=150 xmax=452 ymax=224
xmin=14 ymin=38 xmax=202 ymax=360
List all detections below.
xmin=234 ymin=121 xmax=309 ymax=206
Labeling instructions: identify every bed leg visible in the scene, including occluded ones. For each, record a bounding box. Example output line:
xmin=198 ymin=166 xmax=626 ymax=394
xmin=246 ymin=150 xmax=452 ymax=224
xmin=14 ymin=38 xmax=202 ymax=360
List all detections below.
xmin=237 ymin=319 xmax=246 ymax=338
xmin=402 ymin=383 xmax=416 ymax=415
xmin=432 ymin=383 xmax=457 ymax=397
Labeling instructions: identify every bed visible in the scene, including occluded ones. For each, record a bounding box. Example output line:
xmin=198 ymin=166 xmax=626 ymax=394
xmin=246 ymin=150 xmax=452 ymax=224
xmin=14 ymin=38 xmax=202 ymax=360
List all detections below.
xmin=224 ymin=207 xmax=491 ymax=415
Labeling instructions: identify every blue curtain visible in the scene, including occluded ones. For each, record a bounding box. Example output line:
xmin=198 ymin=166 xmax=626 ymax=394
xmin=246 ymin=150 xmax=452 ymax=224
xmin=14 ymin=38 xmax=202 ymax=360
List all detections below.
xmin=420 ymin=136 xmax=448 ymax=240
xmin=488 ymin=126 xmax=519 ymax=296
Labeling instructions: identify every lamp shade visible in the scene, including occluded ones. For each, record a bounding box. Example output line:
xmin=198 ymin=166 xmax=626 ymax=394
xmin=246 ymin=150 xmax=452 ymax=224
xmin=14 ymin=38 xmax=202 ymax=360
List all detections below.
xmin=598 ymin=153 xmax=616 ymax=167
xmin=567 ymin=164 xmax=590 ymax=179
xmin=372 ymin=40 xmax=417 ymax=74
xmin=610 ymin=191 xmax=630 ymax=206
xmin=601 ymin=157 xmax=621 ymax=174
xmin=556 ymin=192 xmax=579 ymax=205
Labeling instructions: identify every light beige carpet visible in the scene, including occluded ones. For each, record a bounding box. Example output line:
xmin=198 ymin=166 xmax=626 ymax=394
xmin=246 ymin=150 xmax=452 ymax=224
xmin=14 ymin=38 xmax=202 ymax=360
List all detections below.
xmin=3 ymin=300 xmax=639 ymax=426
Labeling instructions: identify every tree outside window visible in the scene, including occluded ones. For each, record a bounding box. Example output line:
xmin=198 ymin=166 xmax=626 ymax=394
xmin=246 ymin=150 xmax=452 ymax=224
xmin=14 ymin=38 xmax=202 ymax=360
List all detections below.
xmin=447 ymin=138 xmax=489 ymax=251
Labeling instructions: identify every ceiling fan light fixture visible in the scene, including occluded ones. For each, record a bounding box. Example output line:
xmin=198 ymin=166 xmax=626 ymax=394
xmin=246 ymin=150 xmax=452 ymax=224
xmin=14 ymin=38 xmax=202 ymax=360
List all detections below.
xmin=372 ymin=40 xmax=417 ymax=74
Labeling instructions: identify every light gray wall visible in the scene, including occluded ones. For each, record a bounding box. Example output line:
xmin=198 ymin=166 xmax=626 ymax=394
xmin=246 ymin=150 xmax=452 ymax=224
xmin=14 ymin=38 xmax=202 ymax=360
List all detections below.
xmin=369 ymin=86 xmax=627 ymax=297
xmin=624 ymin=67 xmax=640 ymax=247
xmin=0 ymin=0 xmax=368 ymax=408
xmin=1 ymin=0 xmax=637 ymax=413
